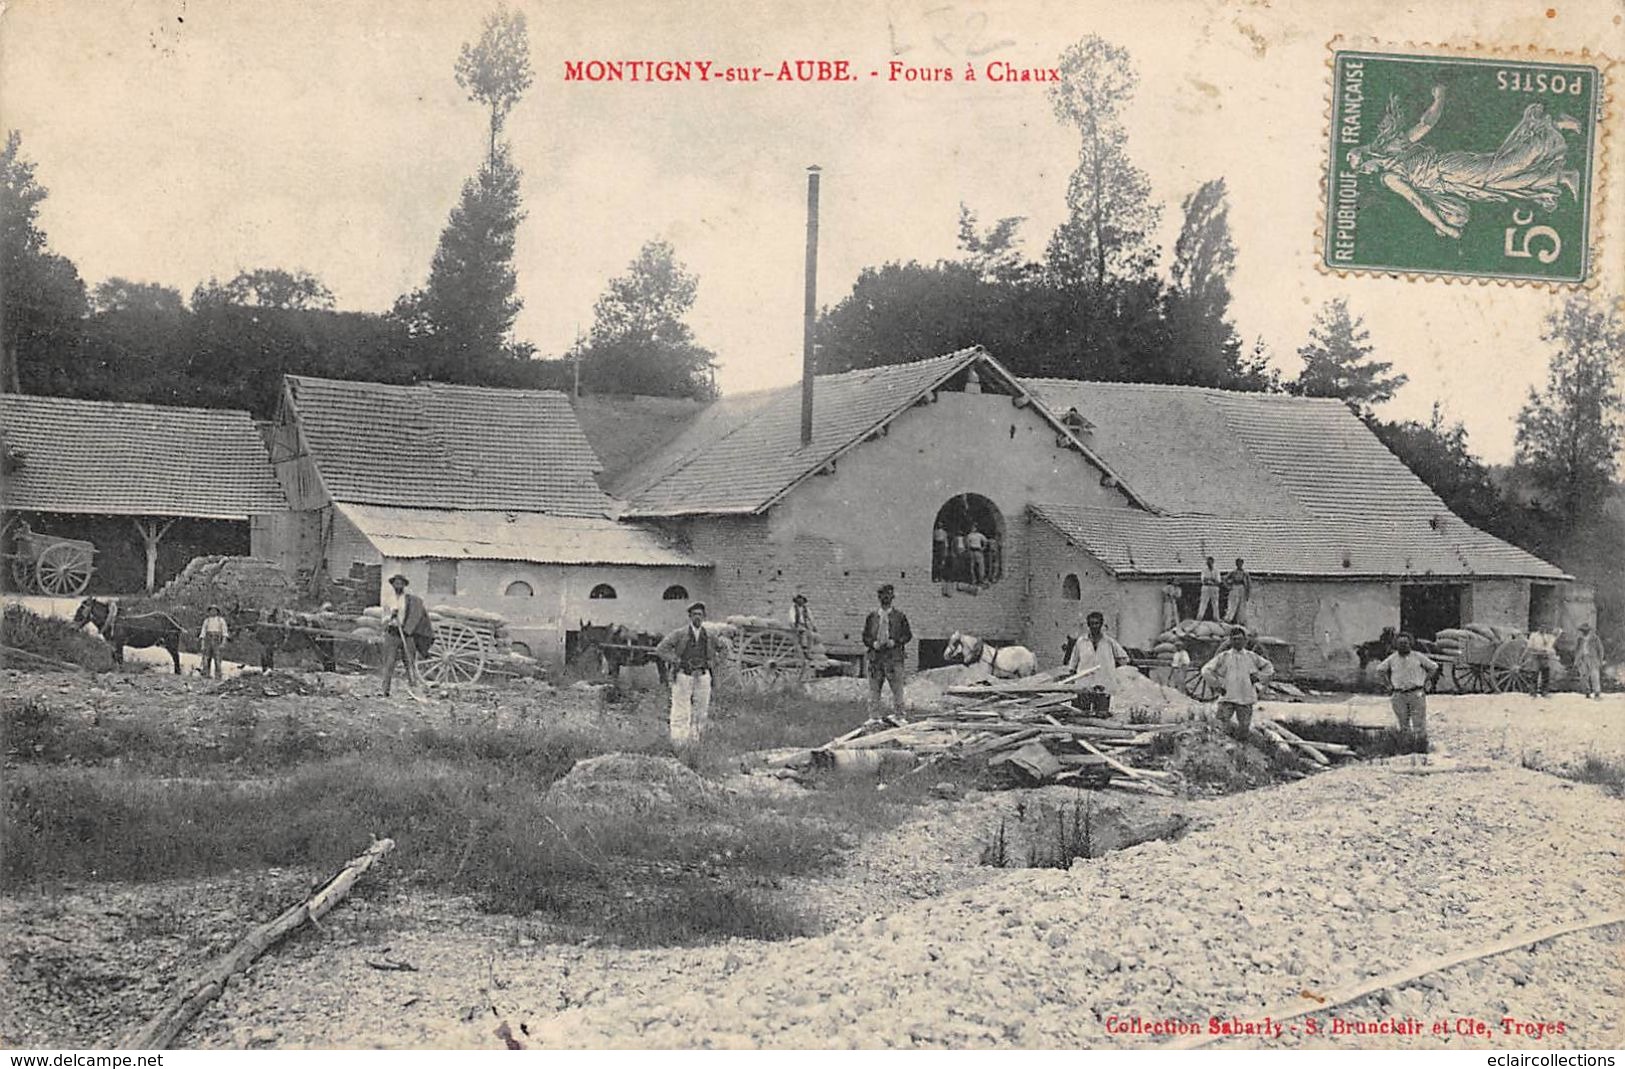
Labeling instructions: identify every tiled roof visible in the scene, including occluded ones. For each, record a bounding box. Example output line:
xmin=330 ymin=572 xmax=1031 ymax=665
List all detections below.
xmin=0 ymin=393 xmax=284 ymax=519
xmin=285 ymin=376 xmax=610 ymax=516
xmin=335 ymin=504 xmax=709 ymax=567
xmin=615 ymin=349 xmax=1144 ymax=516
xmin=1031 ymin=503 xmax=1567 ymax=580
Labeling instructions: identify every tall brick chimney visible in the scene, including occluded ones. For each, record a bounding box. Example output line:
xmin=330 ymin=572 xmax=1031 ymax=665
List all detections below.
xmin=801 ymin=165 xmax=821 ymax=446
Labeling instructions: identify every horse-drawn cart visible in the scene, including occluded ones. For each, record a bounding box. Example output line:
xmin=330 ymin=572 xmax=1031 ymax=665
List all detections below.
xmin=251 ymin=606 xmax=509 ymax=687
xmin=1148 ymin=634 xmax=1296 ymax=702
xmin=8 ymin=530 xmax=96 ymax=596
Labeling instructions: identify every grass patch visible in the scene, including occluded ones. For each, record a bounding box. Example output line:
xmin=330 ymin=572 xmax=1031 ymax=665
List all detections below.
xmin=1 ymin=605 xmax=113 ymax=671
xmin=1276 ymin=717 xmax=1427 ymax=759
xmin=0 ymin=692 xmax=920 ymax=946
xmin=1565 ymin=752 xmax=1625 ymax=797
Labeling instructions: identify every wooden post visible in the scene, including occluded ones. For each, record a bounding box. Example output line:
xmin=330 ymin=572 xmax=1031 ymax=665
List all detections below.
xmin=132 ymin=517 xmax=177 ymax=592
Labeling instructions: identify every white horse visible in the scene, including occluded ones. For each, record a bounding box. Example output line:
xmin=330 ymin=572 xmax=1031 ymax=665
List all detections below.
xmin=944 ymin=631 xmax=1038 ymax=678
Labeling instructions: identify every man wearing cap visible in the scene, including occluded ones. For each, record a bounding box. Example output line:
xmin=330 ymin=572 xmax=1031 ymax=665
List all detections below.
xmin=1374 ymin=631 xmax=1440 ymax=740
xmin=1574 ymin=622 xmax=1605 ymax=700
xmin=656 ymin=602 xmax=719 ymax=745
xmin=382 ymin=573 xmax=435 ymax=696
xmin=862 ymin=584 xmax=912 ymax=715
xmin=199 ymin=604 xmax=230 ymax=680
xmin=1200 ymin=627 xmax=1275 ymax=737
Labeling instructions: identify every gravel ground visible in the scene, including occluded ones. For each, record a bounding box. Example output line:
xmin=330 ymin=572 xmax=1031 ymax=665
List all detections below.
xmin=4 ymin=685 xmax=1621 ymax=1050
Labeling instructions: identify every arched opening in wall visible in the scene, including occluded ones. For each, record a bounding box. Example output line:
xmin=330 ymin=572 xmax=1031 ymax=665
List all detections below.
xmin=931 ymin=493 xmax=1005 ymax=586
xmin=1062 ymin=574 xmax=1081 ymax=600
xmin=662 ymin=584 xmax=689 ymax=601
xmin=589 ymin=583 xmax=617 ymax=600
xmin=504 ymin=580 xmax=533 ymax=597
xmin=510 ymin=641 xmax=532 ymax=658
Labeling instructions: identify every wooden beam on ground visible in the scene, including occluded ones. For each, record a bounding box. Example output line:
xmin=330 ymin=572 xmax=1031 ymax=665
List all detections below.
xmin=1263 ymin=719 xmax=1331 ymax=766
xmin=122 ymin=837 xmax=396 ymax=1050
xmin=1164 ymin=911 xmax=1625 ymax=1050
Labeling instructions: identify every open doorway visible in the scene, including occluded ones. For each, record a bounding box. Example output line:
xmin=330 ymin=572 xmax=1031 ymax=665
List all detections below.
xmin=1400 ymin=583 xmax=1466 ymax=639
xmin=931 ymin=493 xmax=1005 ymax=585
xmin=1528 ymin=583 xmax=1560 ymax=632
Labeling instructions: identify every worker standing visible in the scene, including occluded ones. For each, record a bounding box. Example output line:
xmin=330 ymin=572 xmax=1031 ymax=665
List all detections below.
xmin=199 ymin=604 xmax=230 ymax=680
xmin=1201 ymin=628 xmax=1274 ymax=737
xmin=1223 ymin=557 xmax=1252 ymax=626
xmin=655 ymin=602 xmax=719 ymax=745
xmin=862 ymin=584 xmax=912 ymax=716
xmin=1373 ymin=632 xmax=1440 ymax=742
xmin=1066 ymin=611 xmax=1130 ymax=717
xmin=1198 ymin=557 xmax=1222 ymax=621
xmin=1526 ymin=627 xmax=1562 ymax=697
xmin=965 ymin=527 xmax=988 ymax=584
xmin=932 ymin=522 xmax=948 ymax=580
xmin=1160 ymin=581 xmax=1181 ymax=632
xmin=382 ymin=573 xmax=435 ymax=697
xmin=1574 ymin=622 xmax=1605 ymax=700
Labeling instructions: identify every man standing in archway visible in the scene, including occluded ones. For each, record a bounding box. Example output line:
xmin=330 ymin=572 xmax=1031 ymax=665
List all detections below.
xmin=863 ymin=584 xmax=912 ymax=716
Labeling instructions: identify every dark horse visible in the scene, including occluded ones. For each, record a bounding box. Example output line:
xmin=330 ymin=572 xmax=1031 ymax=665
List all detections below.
xmin=74 ymin=597 xmax=183 ymax=673
xmin=240 ymin=609 xmax=337 ymax=672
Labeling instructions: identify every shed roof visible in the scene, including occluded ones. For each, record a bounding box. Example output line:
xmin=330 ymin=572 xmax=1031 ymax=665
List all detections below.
xmin=335 ymin=504 xmax=709 ymax=567
xmin=613 ymin=348 xmax=1144 ymax=516
xmin=1030 ymin=503 xmax=1567 ymax=580
xmin=285 ymin=375 xmax=610 ymax=516
xmin=0 ymin=393 xmax=285 ymax=519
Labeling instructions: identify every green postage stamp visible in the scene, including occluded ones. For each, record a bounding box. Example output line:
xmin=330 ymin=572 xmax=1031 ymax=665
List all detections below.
xmin=1324 ymin=47 xmax=1603 ymax=284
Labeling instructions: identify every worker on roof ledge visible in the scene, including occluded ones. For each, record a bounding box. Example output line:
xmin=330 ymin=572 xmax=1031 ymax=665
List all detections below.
xmin=1197 ymin=556 xmax=1222 ymax=621
xmin=1223 ymin=557 xmax=1252 ymax=626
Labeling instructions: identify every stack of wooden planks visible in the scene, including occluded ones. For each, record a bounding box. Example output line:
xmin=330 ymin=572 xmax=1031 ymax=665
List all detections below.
xmin=808 ymin=668 xmax=1185 ymax=795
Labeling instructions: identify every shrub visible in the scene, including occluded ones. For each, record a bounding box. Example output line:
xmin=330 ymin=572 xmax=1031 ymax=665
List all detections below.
xmin=1 ymin=605 xmax=113 ymax=671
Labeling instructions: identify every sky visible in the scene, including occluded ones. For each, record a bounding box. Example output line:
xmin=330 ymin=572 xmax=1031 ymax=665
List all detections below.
xmin=3 ymin=0 xmax=1621 ymax=462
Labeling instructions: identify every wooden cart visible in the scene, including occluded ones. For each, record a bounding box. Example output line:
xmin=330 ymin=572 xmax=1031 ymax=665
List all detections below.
xmin=254 ymin=611 xmax=493 ymax=686
xmin=732 ymin=622 xmax=815 ymax=690
xmin=7 ymin=530 xmax=96 ymax=596
xmin=1170 ymin=635 xmax=1297 ymax=702
xmin=1434 ymin=632 xmax=1537 ymax=694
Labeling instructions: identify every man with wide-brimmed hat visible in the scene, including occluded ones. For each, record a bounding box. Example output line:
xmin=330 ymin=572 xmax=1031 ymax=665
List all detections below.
xmin=655 ymin=601 xmax=719 ymax=744
xmin=382 ymin=573 xmax=434 ymax=696
xmin=199 ymin=603 xmax=230 ymax=680
xmin=1574 ymin=622 xmax=1605 ymax=700
xmin=862 ymin=584 xmax=912 ymax=715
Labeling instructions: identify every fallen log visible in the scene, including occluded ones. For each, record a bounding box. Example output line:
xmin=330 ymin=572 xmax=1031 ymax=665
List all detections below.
xmin=2 ymin=645 xmax=87 ymax=672
xmin=1263 ymin=719 xmax=1331 ymax=766
xmin=122 ymin=837 xmax=396 ymax=1049
xmin=1165 ymin=910 xmax=1625 ymax=1050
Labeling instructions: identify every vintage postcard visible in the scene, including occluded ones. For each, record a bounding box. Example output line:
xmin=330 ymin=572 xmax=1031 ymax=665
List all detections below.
xmin=1 ymin=0 xmax=1622 ymax=1056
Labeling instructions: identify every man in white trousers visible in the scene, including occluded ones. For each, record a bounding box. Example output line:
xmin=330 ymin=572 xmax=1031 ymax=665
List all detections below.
xmin=655 ymin=602 xmax=719 ymax=745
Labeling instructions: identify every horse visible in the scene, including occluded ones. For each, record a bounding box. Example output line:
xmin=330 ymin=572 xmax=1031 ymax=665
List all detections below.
xmin=240 ymin=608 xmax=338 ymax=672
xmin=944 ymin=630 xmax=1037 ymax=678
xmin=74 ymin=597 xmax=183 ymax=674
xmin=578 ymin=622 xmax=669 ymax=683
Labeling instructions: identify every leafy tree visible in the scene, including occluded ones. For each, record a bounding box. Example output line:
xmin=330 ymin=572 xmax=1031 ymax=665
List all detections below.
xmin=816 ymin=259 xmax=996 ymax=373
xmin=455 ymin=5 xmax=534 ymax=166
xmin=1164 ymin=179 xmax=1244 ymax=385
xmin=91 ymin=277 xmax=185 ymax=315
xmin=1513 ymin=294 xmax=1624 ymax=521
xmin=192 ymin=268 xmax=335 ymax=311
xmin=395 ymin=144 xmax=525 ymax=379
xmin=580 ymin=239 xmax=717 ymax=399
xmin=1289 ymin=297 xmax=1406 ymax=413
xmin=1045 ymin=36 xmax=1160 ymax=290
xmin=956 ymin=204 xmax=1031 ymax=284
xmin=2 ymin=131 xmax=88 ymax=393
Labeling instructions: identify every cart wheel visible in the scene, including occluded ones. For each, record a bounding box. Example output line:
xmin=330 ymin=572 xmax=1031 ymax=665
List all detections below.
xmin=1183 ymin=670 xmax=1220 ymax=702
xmin=35 ymin=542 xmax=92 ymax=596
xmin=738 ymin=630 xmax=806 ymax=691
xmin=11 ymin=557 xmax=34 ymax=592
xmin=417 ymin=621 xmax=487 ymax=686
xmin=1489 ymin=639 xmax=1536 ymax=694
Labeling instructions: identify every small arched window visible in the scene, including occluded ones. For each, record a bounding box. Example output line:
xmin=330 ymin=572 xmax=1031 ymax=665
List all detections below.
xmin=589 ymin=583 xmax=617 ymax=600
xmin=504 ymin=580 xmax=533 ymax=597
xmin=510 ymin=641 xmax=533 ymax=658
xmin=662 ymin=584 xmax=689 ymax=601
xmin=1062 ymin=574 xmax=1081 ymax=600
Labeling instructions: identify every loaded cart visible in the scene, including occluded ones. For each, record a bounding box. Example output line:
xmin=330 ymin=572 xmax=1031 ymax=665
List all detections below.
xmin=253 ymin=604 xmax=537 ymax=686
xmin=6 ymin=529 xmax=96 ymax=596
xmin=724 ymin=615 xmax=842 ymax=690
xmin=1430 ymin=625 xmax=1536 ymax=693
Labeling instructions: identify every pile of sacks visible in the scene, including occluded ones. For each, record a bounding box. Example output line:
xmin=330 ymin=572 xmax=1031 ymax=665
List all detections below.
xmin=1149 ymin=618 xmax=1289 ymax=656
xmin=157 ymin=556 xmax=297 ymax=610
xmin=1432 ymin=623 xmax=1523 ymax=657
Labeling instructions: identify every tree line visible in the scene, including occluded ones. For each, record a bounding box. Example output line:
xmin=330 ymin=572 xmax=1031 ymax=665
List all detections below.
xmin=0 ymin=6 xmax=718 ymax=419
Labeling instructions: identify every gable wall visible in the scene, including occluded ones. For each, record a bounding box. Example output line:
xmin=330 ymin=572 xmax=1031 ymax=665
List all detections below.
xmin=673 ymin=390 xmax=1134 ymax=663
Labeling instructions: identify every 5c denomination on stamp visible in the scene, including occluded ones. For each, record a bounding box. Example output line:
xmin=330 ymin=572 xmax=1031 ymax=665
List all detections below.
xmin=1324 ymin=46 xmax=1604 ymax=284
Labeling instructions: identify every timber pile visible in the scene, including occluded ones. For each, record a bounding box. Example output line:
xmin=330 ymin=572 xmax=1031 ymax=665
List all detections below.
xmin=798 ymin=668 xmax=1184 ymax=795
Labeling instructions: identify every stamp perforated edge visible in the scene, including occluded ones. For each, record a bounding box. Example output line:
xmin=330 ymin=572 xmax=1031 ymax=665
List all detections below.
xmin=1315 ymin=33 xmax=1615 ymax=290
